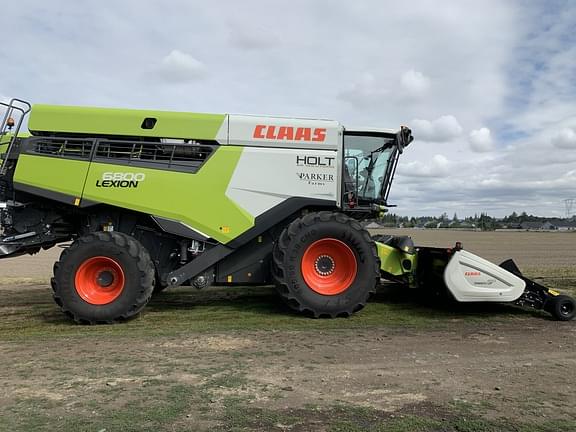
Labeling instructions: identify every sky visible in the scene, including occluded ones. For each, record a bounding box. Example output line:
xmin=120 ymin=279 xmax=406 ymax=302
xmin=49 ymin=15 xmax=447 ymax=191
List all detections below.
xmin=2 ymin=0 xmax=576 ymax=217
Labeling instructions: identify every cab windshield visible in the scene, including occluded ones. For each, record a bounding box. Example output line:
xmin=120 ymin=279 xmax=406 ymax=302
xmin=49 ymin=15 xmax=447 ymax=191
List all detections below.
xmin=343 ymin=134 xmax=395 ymax=204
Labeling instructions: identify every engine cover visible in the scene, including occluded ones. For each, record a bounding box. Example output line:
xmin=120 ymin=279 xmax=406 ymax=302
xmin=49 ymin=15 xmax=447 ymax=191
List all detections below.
xmin=443 ymin=250 xmax=525 ymax=302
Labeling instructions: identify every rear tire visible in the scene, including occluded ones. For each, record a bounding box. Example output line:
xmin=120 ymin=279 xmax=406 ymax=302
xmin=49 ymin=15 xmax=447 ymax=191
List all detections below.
xmin=52 ymin=232 xmax=155 ymax=324
xmin=545 ymin=295 xmax=576 ymax=321
xmin=272 ymin=212 xmax=379 ymax=317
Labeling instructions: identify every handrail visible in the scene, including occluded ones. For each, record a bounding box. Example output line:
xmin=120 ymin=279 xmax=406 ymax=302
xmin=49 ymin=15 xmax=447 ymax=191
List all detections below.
xmin=0 ymin=98 xmax=32 ymax=175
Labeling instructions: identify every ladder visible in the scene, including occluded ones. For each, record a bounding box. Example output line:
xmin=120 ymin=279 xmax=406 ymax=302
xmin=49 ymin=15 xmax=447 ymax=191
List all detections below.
xmin=0 ymin=98 xmax=31 ymax=175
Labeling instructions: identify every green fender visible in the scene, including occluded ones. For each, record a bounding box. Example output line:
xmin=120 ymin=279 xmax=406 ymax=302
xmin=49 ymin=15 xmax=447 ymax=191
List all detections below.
xmin=375 ymin=241 xmax=417 ymax=283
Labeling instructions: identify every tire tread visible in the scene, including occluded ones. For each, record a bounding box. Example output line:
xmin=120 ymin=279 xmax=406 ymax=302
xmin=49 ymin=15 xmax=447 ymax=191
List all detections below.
xmin=272 ymin=212 xmax=380 ymax=318
xmin=52 ymin=232 xmax=154 ymax=324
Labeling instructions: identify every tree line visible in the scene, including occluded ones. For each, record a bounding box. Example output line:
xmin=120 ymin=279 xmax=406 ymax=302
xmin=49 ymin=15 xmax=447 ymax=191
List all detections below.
xmin=378 ymin=211 xmax=574 ymax=230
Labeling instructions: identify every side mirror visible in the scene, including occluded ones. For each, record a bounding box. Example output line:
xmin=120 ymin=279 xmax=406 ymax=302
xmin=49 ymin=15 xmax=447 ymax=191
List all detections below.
xmin=396 ymin=126 xmax=414 ymax=153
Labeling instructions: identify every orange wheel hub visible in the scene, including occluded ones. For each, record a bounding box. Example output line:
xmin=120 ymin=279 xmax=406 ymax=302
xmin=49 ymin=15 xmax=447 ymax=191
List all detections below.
xmin=301 ymin=238 xmax=357 ymax=295
xmin=74 ymin=256 xmax=125 ymax=305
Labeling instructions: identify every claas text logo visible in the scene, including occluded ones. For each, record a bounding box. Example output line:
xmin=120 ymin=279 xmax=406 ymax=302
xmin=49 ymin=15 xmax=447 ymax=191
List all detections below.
xmin=253 ymin=125 xmax=326 ymax=142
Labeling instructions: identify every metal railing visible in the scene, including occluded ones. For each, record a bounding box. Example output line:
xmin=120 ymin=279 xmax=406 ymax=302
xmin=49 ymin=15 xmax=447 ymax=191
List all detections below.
xmin=0 ymin=98 xmax=32 ymax=175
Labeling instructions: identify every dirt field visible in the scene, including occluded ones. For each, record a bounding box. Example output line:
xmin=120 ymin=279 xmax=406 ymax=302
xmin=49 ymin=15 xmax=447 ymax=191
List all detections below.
xmin=0 ymin=230 xmax=575 ymax=431
xmin=375 ymin=228 xmax=576 ymax=268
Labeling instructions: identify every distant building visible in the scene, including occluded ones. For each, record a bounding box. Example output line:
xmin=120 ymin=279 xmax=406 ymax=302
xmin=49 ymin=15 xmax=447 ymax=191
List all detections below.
xmin=556 ymin=220 xmax=576 ymax=231
xmin=520 ymin=221 xmax=545 ymax=230
xmin=519 ymin=220 xmax=576 ymax=231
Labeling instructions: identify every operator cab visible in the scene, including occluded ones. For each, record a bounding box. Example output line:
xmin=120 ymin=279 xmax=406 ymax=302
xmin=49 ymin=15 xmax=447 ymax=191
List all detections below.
xmin=342 ymin=126 xmax=412 ymax=213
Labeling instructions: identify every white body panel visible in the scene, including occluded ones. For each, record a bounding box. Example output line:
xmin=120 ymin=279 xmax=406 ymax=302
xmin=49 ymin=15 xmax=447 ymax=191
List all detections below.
xmin=444 ymin=250 xmax=526 ymax=302
xmin=226 ymin=147 xmax=338 ymax=217
xmin=345 ymin=126 xmax=397 ymax=135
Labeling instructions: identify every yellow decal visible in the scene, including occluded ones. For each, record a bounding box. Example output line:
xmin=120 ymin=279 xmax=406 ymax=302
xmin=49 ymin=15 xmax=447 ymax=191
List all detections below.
xmin=548 ymin=289 xmax=560 ymax=296
xmin=74 ymin=198 xmax=80 ymax=206
xmin=220 ymin=226 xmax=231 ymax=234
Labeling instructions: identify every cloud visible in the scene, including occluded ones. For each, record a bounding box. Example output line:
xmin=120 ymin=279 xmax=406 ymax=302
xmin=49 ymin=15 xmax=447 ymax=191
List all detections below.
xmin=156 ymin=50 xmax=206 ymax=83
xmin=337 ymin=73 xmax=388 ymax=107
xmin=399 ymin=154 xmax=451 ymax=178
xmin=229 ymin=23 xmax=280 ymax=50
xmin=411 ymin=115 xmax=463 ymax=142
xmin=0 ymin=94 xmax=13 ymax=115
xmin=400 ymin=69 xmax=430 ymax=95
xmin=469 ymin=127 xmax=494 ymax=152
xmin=551 ymin=128 xmax=576 ymax=149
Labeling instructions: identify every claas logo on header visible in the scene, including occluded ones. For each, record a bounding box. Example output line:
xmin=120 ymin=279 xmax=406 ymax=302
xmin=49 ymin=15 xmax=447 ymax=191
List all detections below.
xmin=253 ymin=125 xmax=326 ymax=142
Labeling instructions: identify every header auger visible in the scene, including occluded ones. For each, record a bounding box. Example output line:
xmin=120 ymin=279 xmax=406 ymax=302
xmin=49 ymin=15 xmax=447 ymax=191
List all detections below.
xmin=0 ymin=98 xmax=573 ymax=323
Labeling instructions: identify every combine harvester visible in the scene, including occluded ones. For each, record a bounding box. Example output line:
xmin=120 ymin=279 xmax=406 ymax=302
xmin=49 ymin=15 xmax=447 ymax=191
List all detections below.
xmin=0 ymin=98 xmax=574 ymax=323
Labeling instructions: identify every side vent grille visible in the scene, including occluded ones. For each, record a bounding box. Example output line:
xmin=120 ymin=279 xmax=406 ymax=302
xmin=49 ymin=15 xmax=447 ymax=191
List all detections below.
xmin=31 ymin=138 xmax=94 ymax=159
xmin=94 ymin=141 xmax=215 ymax=170
xmin=24 ymin=137 xmax=217 ymax=173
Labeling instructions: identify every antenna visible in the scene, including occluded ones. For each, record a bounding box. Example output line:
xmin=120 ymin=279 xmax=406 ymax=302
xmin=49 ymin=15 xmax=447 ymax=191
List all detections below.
xmin=565 ymin=198 xmax=576 ymax=218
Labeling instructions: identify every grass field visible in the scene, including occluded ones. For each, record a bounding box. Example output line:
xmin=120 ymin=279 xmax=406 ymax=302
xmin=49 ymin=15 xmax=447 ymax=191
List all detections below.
xmin=0 ymin=230 xmax=575 ymax=431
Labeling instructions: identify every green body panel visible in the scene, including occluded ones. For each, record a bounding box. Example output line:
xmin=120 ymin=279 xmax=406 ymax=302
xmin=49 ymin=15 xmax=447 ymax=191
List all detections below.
xmin=82 ymin=146 xmax=254 ymax=243
xmin=0 ymin=134 xmax=11 ymax=147
xmin=0 ymin=133 xmax=31 ymax=155
xmin=13 ymin=154 xmax=90 ymax=198
xmin=376 ymin=242 xmax=416 ymax=277
xmin=28 ymin=105 xmax=226 ymax=140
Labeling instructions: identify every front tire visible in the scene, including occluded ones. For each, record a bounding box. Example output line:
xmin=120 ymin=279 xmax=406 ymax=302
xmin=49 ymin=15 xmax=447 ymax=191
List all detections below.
xmin=273 ymin=212 xmax=379 ymax=317
xmin=52 ymin=232 xmax=155 ymax=324
xmin=545 ymin=295 xmax=576 ymax=321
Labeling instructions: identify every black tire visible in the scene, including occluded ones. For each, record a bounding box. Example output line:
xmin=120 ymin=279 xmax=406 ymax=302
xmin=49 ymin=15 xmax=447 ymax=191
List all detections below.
xmin=153 ymin=271 xmax=169 ymax=294
xmin=545 ymin=295 xmax=576 ymax=321
xmin=272 ymin=211 xmax=380 ymax=318
xmin=51 ymin=232 xmax=155 ymax=324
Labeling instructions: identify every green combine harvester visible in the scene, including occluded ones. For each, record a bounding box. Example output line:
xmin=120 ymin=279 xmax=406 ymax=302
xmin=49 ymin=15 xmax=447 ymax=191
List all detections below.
xmin=0 ymin=98 xmax=574 ymax=323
